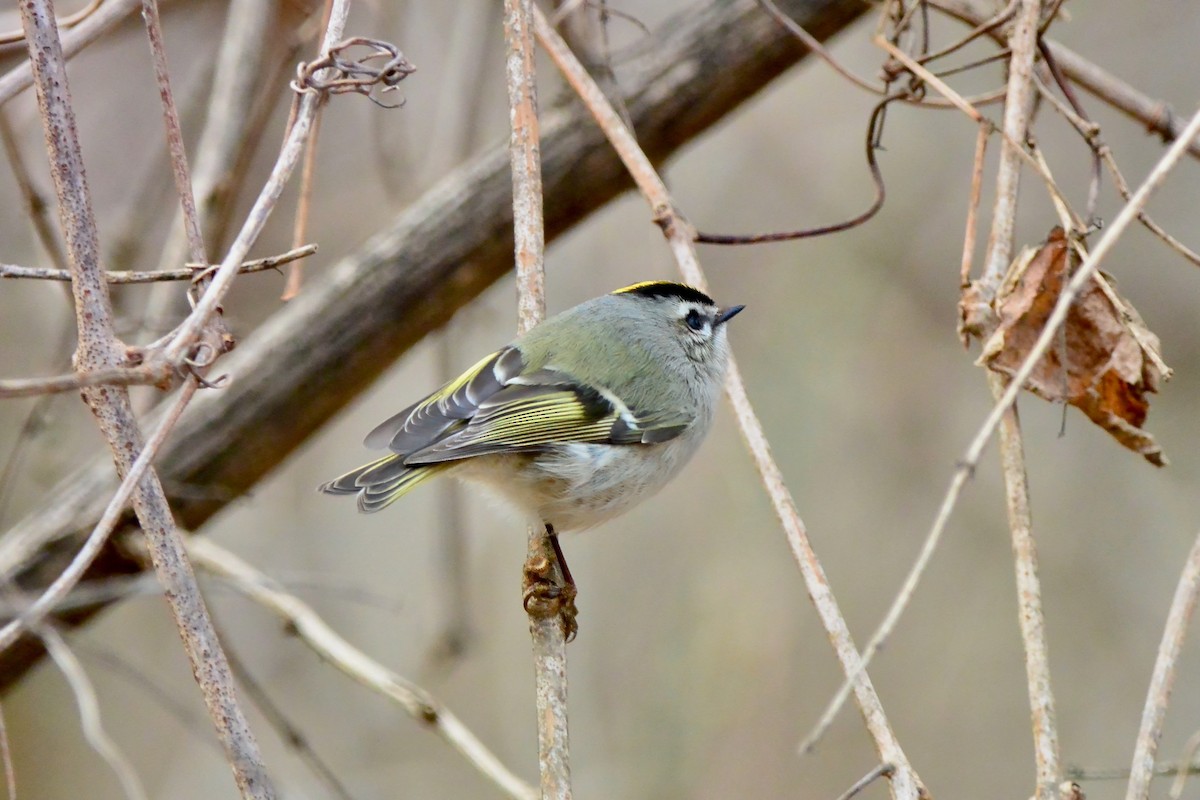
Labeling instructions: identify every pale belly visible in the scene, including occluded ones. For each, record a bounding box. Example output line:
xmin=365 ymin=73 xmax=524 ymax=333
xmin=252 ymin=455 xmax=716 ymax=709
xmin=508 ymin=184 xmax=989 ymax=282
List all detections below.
xmin=453 ymin=436 xmax=702 ymax=532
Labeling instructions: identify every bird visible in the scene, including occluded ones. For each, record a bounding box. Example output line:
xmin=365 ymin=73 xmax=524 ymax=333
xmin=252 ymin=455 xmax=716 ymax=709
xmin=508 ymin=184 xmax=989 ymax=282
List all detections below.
xmin=319 ymin=280 xmax=743 ymax=638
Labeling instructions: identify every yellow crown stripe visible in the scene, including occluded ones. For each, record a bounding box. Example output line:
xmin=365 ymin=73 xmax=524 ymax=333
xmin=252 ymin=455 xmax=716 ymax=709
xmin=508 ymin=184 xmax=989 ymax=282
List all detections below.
xmin=612 ymin=280 xmax=687 ymax=295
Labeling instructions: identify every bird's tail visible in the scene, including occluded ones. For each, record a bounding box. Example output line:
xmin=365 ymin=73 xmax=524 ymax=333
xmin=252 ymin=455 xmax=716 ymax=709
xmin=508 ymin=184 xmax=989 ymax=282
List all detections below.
xmin=318 ymin=454 xmax=448 ymax=513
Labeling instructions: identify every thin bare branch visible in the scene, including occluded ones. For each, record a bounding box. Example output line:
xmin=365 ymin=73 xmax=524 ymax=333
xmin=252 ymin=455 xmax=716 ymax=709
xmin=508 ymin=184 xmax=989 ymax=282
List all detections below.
xmin=0 ymin=364 xmax=173 ymax=399
xmin=1037 ymin=41 xmax=1102 ymax=221
xmin=1168 ymin=728 xmax=1200 ymax=800
xmin=220 ymin=629 xmax=356 ymax=800
xmin=990 ymin=371 xmax=1062 ymax=799
xmin=281 ymin=109 xmax=322 ymax=301
xmin=980 ymin=5 xmax=1064 ymax=797
xmin=757 ymin=0 xmax=884 ymax=94
xmin=835 ymin=763 xmax=895 ymax=800
xmin=1126 ymin=529 xmax=1200 ymax=800
xmin=41 ymin=625 xmax=148 ymax=800
xmin=141 ymin=0 xmax=207 ymax=266
xmin=0 ymin=0 xmax=104 ymax=47
xmin=919 ymin=0 xmax=1017 ymax=64
xmin=508 ymin=1 xmax=571 ymax=797
xmin=0 ymin=244 xmax=318 ymax=284
xmin=959 ymin=121 xmax=989 ymax=290
xmin=1046 ymin=40 xmax=1200 ymax=161
xmin=182 ymin=537 xmax=538 ymax=800
xmin=533 ymin=7 xmax=925 ymax=799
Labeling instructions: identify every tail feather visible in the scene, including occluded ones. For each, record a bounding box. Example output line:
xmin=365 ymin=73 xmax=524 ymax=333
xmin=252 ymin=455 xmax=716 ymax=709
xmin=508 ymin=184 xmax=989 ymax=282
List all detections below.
xmin=318 ymin=454 xmax=447 ymax=513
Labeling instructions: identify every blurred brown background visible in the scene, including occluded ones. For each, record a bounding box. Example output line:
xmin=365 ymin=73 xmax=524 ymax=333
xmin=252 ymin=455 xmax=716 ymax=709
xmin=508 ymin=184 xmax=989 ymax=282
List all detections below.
xmin=1 ymin=0 xmax=1199 ymax=797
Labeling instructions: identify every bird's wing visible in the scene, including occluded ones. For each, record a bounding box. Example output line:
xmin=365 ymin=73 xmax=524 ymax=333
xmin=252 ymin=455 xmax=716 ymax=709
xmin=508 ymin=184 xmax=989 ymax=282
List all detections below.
xmin=363 ymin=347 xmax=691 ymax=461
xmin=391 ymin=366 xmax=692 ymax=466
xmin=364 ymin=347 xmax=524 ymax=454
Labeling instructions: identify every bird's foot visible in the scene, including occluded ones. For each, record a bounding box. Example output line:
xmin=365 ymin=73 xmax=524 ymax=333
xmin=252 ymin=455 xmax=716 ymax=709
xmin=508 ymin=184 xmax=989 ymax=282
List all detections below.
xmin=522 ymin=554 xmax=578 ymax=642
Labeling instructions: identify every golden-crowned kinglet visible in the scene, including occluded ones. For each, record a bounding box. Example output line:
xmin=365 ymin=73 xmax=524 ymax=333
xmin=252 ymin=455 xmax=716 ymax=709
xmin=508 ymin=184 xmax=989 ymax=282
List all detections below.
xmin=320 ymin=281 xmax=743 ymax=633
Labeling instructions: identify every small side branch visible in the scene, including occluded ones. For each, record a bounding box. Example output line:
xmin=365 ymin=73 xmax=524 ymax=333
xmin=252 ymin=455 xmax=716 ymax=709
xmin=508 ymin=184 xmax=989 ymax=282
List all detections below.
xmin=0 ymin=245 xmax=317 ymax=284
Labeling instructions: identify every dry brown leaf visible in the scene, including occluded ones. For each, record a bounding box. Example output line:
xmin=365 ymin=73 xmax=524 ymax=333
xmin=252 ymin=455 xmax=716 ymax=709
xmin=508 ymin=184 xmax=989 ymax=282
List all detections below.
xmin=978 ymin=227 xmax=1172 ymax=466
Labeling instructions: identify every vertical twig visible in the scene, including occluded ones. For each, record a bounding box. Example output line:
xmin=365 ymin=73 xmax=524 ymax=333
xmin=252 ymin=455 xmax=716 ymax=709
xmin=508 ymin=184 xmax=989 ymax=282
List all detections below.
xmin=959 ymin=121 xmax=988 ymax=290
xmin=281 ymin=110 xmax=321 ymax=300
xmin=281 ymin=0 xmax=331 ymax=302
xmin=532 ymin=9 xmax=924 ymax=799
xmin=978 ymin=0 xmax=1043 ymax=296
xmin=506 ymin=1 xmax=570 ymax=798
xmin=141 ymin=0 xmax=207 ymax=265
xmin=977 ymin=4 xmax=1063 ymax=797
xmin=16 ymin=3 xmax=274 ymax=797
xmin=990 ymin=371 xmax=1061 ymax=797
xmin=1126 ymin=530 xmax=1200 ymax=800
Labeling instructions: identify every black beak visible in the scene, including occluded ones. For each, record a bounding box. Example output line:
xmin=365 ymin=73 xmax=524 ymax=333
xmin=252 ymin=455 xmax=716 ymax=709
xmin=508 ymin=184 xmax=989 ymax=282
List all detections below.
xmin=715 ymin=304 xmax=745 ymax=326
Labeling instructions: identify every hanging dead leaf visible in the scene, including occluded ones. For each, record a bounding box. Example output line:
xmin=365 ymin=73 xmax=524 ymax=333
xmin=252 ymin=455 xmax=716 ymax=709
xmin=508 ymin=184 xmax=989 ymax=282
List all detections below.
xmin=978 ymin=227 xmax=1172 ymax=466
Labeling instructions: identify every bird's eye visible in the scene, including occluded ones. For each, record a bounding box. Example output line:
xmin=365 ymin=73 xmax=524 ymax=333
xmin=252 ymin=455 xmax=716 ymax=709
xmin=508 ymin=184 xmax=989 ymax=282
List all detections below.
xmin=684 ymin=309 xmax=706 ymax=332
